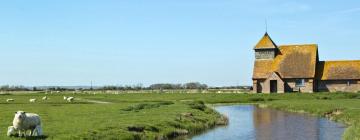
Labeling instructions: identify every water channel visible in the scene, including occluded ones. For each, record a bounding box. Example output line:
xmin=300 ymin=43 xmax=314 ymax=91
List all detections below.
xmin=192 ymin=105 xmax=345 ymax=140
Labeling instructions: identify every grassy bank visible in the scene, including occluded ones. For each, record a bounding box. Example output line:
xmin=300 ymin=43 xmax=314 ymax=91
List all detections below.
xmin=262 ymin=95 xmax=360 ymax=140
xmin=0 ymin=92 xmax=359 ymax=139
xmin=0 ymin=93 xmax=228 ymax=140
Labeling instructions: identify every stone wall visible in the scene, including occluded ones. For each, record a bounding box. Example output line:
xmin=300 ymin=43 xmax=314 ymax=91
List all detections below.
xmin=253 ymin=79 xmax=265 ymax=93
xmin=263 ymin=72 xmax=285 ymax=93
xmin=317 ymin=80 xmax=360 ymax=92
xmin=255 ymin=49 xmax=276 ymax=59
xmin=253 ymin=78 xmax=315 ymax=93
xmin=283 ymin=79 xmax=314 ymax=93
xmin=253 ymin=73 xmax=285 ymax=93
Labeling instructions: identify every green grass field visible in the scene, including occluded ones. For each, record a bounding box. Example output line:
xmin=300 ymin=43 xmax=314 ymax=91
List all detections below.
xmin=0 ymin=92 xmax=359 ymax=140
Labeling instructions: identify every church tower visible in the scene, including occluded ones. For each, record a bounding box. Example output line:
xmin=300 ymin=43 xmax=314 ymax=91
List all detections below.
xmin=254 ymin=32 xmax=278 ymax=59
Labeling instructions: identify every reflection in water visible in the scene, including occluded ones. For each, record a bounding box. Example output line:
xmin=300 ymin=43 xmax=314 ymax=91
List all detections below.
xmin=192 ymin=105 xmax=344 ymax=140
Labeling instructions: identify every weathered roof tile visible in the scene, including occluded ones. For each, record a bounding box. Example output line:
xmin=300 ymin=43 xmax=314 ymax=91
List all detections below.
xmin=254 ymin=33 xmax=277 ymax=49
xmin=316 ymin=60 xmax=360 ymax=80
xmin=253 ymin=44 xmax=318 ymax=79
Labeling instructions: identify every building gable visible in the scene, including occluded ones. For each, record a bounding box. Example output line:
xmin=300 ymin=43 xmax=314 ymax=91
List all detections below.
xmin=253 ymin=44 xmax=318 ymax=79
xmin=254 ymin=33 xmax=277 ymax=49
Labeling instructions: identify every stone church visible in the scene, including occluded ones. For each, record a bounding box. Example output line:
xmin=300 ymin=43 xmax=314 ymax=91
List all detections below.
xmin=252 ymin=33 xmax=360 ymax=93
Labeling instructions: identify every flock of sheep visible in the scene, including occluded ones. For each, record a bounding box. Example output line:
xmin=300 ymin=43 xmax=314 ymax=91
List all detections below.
xmin=4 ymin=95 xmax=76 ymax=137
xmin=6 ymin=96 xmax=75 ymax=103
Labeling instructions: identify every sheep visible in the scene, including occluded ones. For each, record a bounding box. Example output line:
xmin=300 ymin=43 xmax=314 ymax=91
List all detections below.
xmin=7 ymin=125 xmax=42 ymax=137
xmin=42 ymin=96 xmax=48 ymax=100
xmin=7 ymin=126 xmax=17 ymax=136
xmin=13 ymin=111 xmax=41 ymax=137
xmin=6 ymin=99 xmax=14 ymax=102
xmin=63 ymin=96 xmax=67 ymax=100
xmin=66 ymin=97 xmax=74 ymax=102
xmin=29 ymin=99 xmax=36 ymax=103
xmin=33 ymin=125 xmax=43 ymax=136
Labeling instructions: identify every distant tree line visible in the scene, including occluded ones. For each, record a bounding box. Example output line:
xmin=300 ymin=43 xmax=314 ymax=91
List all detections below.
xmin=0 ymin=85 xmax=30 ymax=91
xmin=0 ymin=85 xmax=80 ymax=91
xmin=0 ymin=82 xmax=251 ymax=91
xmin=209 ymin=86 xmax=251 ymax=89
xmin=98 ymin=82 xmax=207 ymax=90
xmin=99 ymin=84 xmax=143 ymax=90
xmin=149 ymin=82 xmax=208 ymax=90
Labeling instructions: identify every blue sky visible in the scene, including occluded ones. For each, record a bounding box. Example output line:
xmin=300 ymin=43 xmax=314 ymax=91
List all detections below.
xmin=0 ymin=0 xmax=359 ymax=86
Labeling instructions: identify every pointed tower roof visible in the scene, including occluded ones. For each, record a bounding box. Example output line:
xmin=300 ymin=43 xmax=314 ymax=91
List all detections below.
xmin=254 ymin=32 xmax=277 ymax=49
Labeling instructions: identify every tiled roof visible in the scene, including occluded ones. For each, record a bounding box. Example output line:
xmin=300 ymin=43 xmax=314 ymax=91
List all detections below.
xmin=316 ymin=60 xmax=360 ymax=80
xmin=253 ymin=60 xmax=273 ymax=79
xmin=253 ymin=44 xmax=318 ymax=79
xmin=254 ymin=33 xmax=277 ymax=49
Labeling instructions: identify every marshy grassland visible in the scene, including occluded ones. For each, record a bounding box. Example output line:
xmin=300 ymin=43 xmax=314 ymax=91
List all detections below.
xmin=0 ymin=92 xmax=359 ymax=140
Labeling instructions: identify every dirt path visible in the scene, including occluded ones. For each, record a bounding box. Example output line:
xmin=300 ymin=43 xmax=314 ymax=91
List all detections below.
xmin=77 ymin=98 xmax=112 ymax=104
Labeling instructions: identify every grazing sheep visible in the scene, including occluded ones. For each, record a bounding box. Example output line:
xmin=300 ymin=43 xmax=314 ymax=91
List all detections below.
xmin=34 ymin=125 xmax=43 ymax=136
xmin=63 ymin=96 xmax=67 ymax=100
xmin=66 ymin=97 xmax=74 ymax=102
xmin=29 ymin=99 xmax=36 ymax=103
xmin=13 ymin=111 xmax=41 ymax=137
xmin=6 ymin=99 xmax=14 ymax=102
xmin=42 ymin=96 xmax=48 ymax=100
xmin=7 ymin=126 xmax=17 ymax=136
xmin=8 ymin=125 xmax=42 ymax=137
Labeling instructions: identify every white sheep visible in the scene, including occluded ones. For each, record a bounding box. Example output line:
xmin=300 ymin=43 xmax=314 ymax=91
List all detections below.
xmin=63 ymin=96 xmax=67 ymax=100
xmin=7 ymin=125 xmax=42 ymax=137
xmin=6 ymin=99 xmax=14 ymax=102
xmin=13 ymin=111 xmax=42 ymax=137
xmin=42 ymin=96 xmax=48 ymax=100
xmin=67 ymin=97 xmax=74 ymax=102
xmin=29 ymin=99 xmax=36 ymax=103
xmin=7 ymin=126 xmax=17 ymax=136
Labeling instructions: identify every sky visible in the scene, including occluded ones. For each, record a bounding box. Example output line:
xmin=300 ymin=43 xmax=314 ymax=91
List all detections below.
xmin=0 ymin=0 xmax=359 ymax=87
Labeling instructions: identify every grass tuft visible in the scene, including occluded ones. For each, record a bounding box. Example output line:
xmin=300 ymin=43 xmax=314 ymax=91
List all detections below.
xmin=121 ymin=101 xmax=174 ymax=111
xmin=248 ymin=97 xmax=265 ymax=102
xmin=187 ymin=101 xmax=206 ymax=111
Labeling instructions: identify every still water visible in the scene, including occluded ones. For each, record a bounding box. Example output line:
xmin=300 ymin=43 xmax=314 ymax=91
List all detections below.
xmin=192 ymin=105 xmax=345 ymax=140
